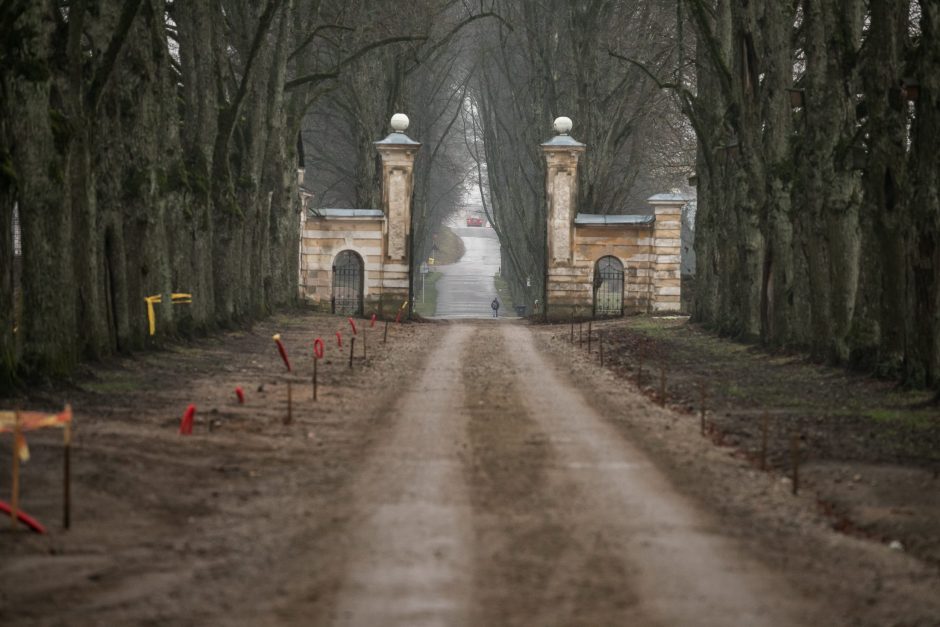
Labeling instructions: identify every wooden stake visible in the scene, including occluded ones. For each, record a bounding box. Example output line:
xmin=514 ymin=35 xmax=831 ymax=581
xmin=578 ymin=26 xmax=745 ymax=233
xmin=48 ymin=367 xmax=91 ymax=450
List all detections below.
xmin=570 ymin=320 xmax=574 ymax=343
xmin=383 ymin=320 xmax=389 ymax=344
xmin=11 ymin=411 xmax=20 ymax=530
xmin=790 ymin=432 xmax=800 ymax=495
xmin=285 ymin=380 xmax=293 ymax=425
xmin=760 ymin=412 xmax=769 ymax=471
xmin=587 ymin=322 xmax=593 ymax=353
xmin=637 ymin=352 xmax=644 ymax=386
xmin=349 ymin=337 xmax=355 ymax=369
xmin=599 ymin=334 xmax=604 ymax=366
xmin=363 ymin=331 xmax=367 ymax=360
xmin=312 ymin=357 xmax=318 ymax=401
xmin=699 ymin=382 xmax=707 ymax=435
xmin=579 ymin=322 xmax=583 ymax=348
xmin=659 ymin=368 xmax=666 ymax=406
xmin=63 ymin=422 xmax=71 ymax=529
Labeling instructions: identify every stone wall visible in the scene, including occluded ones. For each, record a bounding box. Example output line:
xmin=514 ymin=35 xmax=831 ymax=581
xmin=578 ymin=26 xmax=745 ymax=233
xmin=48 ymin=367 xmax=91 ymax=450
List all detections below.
xmin=541 ymin=119 xmax=687 ymax=320
xmin=543 ymin=196 xmax=687 ymax=321
xmin=299 ymin=217 xmax=386 ymax=311
xmin=298 ymin=115 xmax=419 ymax=318
xmin=577 ymin=224 xmax=655 ymax=312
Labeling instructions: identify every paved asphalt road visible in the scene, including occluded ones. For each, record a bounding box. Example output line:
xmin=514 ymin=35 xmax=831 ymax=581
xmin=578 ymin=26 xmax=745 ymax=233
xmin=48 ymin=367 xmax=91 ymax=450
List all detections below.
xmin=432 ymin=226 xmax=512 ymax=319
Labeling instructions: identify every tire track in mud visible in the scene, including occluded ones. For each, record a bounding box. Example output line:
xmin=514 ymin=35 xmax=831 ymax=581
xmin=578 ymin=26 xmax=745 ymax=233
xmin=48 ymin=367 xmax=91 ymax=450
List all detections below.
xmin=501 ymin=324 xmax=811 ymax=626
xmin=462 ymin=324 xmax=639 ymax=626
xmin=327 ymin=324 xmax=476 ymax=626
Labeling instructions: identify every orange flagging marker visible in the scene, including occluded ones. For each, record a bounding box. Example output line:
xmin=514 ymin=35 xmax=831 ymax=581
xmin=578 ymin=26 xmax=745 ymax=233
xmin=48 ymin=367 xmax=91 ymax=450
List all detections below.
xmin=0 ymin=405 xmax=73 ymax=531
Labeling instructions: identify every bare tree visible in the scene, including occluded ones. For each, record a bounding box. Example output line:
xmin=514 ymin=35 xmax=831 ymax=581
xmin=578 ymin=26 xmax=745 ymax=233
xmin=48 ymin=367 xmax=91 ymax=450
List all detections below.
xmin=467 ymin=0 xmax=691 ymax=308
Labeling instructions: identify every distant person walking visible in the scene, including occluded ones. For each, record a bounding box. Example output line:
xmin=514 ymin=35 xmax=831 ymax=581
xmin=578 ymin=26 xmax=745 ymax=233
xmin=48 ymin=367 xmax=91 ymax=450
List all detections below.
xmin=491 ymin=297 xmax=500 ymax=318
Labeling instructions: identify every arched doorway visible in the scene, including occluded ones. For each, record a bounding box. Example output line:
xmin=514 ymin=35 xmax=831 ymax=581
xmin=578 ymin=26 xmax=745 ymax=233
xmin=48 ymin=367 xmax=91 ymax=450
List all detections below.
xmin=332 ymin=250 xmax=364 ymax=315
xmin=593 ymin=256 xmax=624 ymax=317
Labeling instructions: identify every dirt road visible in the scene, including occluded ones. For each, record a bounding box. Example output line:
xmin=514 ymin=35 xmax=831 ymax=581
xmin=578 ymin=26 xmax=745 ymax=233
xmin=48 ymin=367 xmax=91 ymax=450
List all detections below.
xmin=2 ymin=314 xmax=939 ymax=625
xmin=298 ymin=323 xmax=810 ymax=626
xmin=331 ymin=325 xmax=475 ymax=625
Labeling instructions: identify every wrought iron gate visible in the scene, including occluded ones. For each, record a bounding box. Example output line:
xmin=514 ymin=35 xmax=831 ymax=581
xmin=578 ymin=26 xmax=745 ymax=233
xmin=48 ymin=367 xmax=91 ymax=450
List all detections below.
xmin=332 ymin=250 xmax=364 ymax=315
xmin=593 ymin=256 xmax=624 ymax=317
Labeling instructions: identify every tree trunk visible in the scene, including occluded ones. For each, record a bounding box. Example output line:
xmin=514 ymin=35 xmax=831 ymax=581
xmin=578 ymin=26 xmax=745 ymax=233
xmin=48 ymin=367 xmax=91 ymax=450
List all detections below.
xmin=0 ymin=175 xmax=13 ymax=391
xmin=907 ymin=0 xmax=940 ymax=388
xmin=10 ymin=5 xmax=80 ymax=376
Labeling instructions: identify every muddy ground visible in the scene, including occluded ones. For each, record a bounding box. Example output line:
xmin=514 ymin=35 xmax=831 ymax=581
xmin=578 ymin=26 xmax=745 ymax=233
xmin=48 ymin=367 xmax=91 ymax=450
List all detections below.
xmin=0 ymin=311 xmax=938 ymax=625
xmin=0 ymin=311 xmax=430 ymax=624
xmin=540 ymin=316 xmax=939 ymax=569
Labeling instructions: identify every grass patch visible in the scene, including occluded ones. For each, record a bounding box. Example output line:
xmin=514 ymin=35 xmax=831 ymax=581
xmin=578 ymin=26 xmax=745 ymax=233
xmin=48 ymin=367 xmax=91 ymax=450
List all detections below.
xmin=628 ymin=316 xmax=693 ymax=339
xmin=725 ymin=383 xmax=748 ymax=400
xmin=430 ymin=226 xmax=465 ymax=266
xmin=607 ymin=316 xmax=940 ymax=466
xmin=494 ymin=274 xmax=516 ymax=313
xmin=414 ymin=271 xmax=443 ymax=317
xmin=867 ymin=408 xmax=937 ymax=429
xmin=83 ymin=374 xmax=145 ymax=394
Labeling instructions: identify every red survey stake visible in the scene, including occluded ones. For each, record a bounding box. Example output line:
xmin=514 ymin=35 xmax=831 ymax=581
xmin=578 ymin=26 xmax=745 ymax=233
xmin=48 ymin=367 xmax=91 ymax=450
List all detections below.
xmin=272 ymin=334 xmax=292 ymax=372
xmin=179 ymin=404 xmax=196 ymax=435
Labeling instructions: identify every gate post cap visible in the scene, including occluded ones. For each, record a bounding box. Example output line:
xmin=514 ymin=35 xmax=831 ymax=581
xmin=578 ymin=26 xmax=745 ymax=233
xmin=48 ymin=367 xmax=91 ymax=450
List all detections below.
xmin=553 ymin=116 xmax=573 ymax=135
xmin=391 ymin=113 xmax=410 ymax=132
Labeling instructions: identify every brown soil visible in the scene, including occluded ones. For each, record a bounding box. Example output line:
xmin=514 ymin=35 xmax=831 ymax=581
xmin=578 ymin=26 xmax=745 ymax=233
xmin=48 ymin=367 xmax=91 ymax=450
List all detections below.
xmin=0 ymin=310 xmax=435 ymax=625
xmin=536 ymin=317 xmax=940 ymax=607
xmin=1 ymin=312 xmax=939 ymax=626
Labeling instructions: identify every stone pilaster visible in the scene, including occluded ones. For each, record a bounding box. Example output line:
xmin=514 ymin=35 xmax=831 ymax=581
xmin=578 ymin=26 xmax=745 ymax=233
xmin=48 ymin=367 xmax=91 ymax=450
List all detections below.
xmin=648 ymin=194 xmax=685 ymax=312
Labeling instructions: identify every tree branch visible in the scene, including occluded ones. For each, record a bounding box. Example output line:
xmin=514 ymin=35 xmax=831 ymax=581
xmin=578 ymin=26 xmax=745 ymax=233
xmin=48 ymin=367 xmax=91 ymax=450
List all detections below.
xmin=608 ymin=49 xmax=680 ymax=91
xmin=87 ymin=0 xmax=144 ymax=112
xmin=683 ymin=0 xmax=734 ymax=98
xmin=608 ymin=48 xmax=708 ymax=134
xmin=288 ymin=23 xmax=354 ymax=61
xmin=212 ymin=0 xmax=284 ymax=199
xmin=408 ymin=10 xmax=512 ymax=71
xmin=284 ymin=34 xmax=429 ymax=91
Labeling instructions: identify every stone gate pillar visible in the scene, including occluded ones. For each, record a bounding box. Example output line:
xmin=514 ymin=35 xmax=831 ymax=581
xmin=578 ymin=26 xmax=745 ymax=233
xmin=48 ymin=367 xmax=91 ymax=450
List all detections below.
xmin=375 ymin=113 xmax=420 ymax=316
xmin=648 ymin=193 xmax=685 ymax=312
xmin=542 ymin=116 xmax=587 ymax=320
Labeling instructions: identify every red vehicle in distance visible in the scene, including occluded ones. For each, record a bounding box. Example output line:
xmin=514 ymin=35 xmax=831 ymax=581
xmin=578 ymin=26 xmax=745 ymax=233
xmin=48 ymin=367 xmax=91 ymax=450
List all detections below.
xmin=466 ymin=215 xmax=484 ymax=227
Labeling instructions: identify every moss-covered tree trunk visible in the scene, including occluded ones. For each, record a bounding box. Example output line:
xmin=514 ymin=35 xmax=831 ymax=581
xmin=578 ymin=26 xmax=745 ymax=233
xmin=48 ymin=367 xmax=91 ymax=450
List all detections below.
xmin=0 ymin=168 xmax=14 ymax=390
xmin=174 ymin=0 xmax=221 ymax=332
xmin=908 ymin=0 xmax=940 ymax=387
xmin=8 ymin=5 xmax=80 ymax=377
xmin=852 ymin=0 xmax=911 ymax=375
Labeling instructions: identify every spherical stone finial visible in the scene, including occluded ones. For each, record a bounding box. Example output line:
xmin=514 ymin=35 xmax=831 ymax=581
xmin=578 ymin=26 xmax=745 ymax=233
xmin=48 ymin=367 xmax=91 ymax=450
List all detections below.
xmin=553 ymin=116 xmax=573 ymax=135
xmin=390 ymin=113 xmax=410 ymax=132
